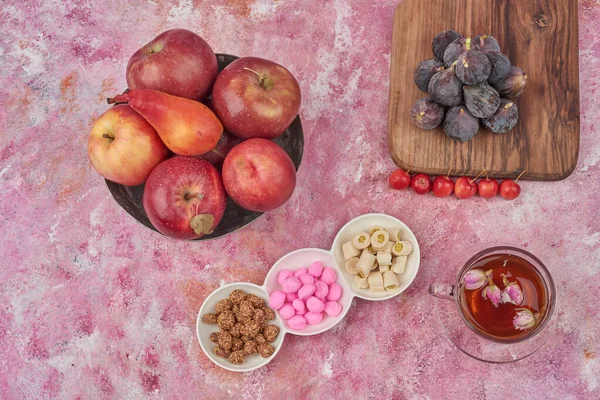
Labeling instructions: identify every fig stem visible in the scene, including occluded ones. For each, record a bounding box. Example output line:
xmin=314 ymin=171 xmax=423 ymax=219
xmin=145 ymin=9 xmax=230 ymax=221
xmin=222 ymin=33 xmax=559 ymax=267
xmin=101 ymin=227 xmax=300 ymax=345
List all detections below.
xmin=469 ymin=169 xmax=486 ymax=184
xmin=515 ymin=170 xmax=527 ymax=183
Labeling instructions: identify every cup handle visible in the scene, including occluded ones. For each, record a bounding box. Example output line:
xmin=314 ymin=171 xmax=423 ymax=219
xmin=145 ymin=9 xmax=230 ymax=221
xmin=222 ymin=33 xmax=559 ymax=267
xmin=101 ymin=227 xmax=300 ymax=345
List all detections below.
xmin=429 ymin=283 xmax=455 ymax=300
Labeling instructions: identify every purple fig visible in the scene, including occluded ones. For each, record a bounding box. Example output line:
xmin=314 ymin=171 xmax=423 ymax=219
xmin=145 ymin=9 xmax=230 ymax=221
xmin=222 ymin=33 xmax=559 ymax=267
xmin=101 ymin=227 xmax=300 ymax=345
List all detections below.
xmin=492 ymin=66 xmax=527 ymax=99
xmin=463 ymin=83 xmax=500 ymax=118
xmin=414 ymin=59 xmax=445 ymax=92
xmin=474 ymin=34 xmax=501 ymax=52
xmin=482 ymin=99 xmax=519 ymax=133
xmin=428 ymin=65 xmax=463 ymax=107
xmin=455 ymin=49 xmax=492 ymax=85
xmin=485 ymin=51 xmax=511 ymax=83
xmin=410 ymin=97 xmax=445 ymax=130
xmin=443 ymin=106 xmax=479 ymax=142
xmin=443 ymin=37 xmax=480 ymax=67
xmin=432 ymin=30 xmax=462 ymax=61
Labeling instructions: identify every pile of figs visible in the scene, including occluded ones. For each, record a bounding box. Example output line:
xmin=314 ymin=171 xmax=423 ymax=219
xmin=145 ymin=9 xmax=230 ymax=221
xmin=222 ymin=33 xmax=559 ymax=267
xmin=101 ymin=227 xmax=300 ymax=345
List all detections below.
xmin=411 ymin=30 xmax=527 ymax=142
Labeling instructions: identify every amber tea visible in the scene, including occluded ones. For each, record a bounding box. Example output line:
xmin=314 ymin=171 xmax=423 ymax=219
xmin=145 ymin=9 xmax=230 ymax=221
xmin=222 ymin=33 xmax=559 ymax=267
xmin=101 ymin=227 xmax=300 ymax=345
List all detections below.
xmin=458 ymin=253 xmax=549 ymax=342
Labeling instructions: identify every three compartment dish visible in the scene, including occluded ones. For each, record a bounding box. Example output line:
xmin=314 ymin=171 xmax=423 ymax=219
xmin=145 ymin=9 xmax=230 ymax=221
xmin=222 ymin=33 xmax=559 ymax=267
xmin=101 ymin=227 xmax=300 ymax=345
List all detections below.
xmin=196 ymin=213 xmax=421 ymax=371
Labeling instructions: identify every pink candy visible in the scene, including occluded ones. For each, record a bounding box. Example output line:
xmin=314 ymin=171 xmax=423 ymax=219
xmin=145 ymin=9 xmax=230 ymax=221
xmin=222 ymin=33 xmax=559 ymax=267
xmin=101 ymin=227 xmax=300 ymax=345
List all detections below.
xmin=279 ymin=304 xmax=296 ymax=320
xmin=299 ymin=274 xmax=314 ymax=285
xmin=286 ymin=292 xmax=298 ymax=302
xmin=306 ymin=296 xmax=325 ymax=313
xmin=270 ymin=262 xmax=344 ymax=331
xmin=269 ymin=291 xmax=286 ymax=310
xmin=326 ymin=283 xmax=342 ymax=301
xmin=321 ymin=267 xmax=337 ymax=285
xmin=308 ymin=261 xmax=324 ymax=277
xmin=294 ymin=268 xmax=308 ymax=277
xmin=324 ymin=301 xmax=342 ymax=317
xmin=278 ymin=269 xmax=293 ymax=285
xmin=292 ymin=299 xmax=306 ymax=314
xmin=298 ymin=283 xmax=316 ymax=300
xmin=305 ymin=311 xmax=323 ymax=325
xmin=288 ymin=315 xmax=307 ymax=330
xmin=314 ymin=281 xmax=329 ymax=300
xmin=282 ymin=277 xmax=301 ymax=293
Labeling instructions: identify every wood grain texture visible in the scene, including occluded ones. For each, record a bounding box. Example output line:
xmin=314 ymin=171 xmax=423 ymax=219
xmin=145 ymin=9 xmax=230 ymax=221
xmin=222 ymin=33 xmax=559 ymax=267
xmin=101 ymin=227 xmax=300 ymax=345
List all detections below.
xmin=387 ymin=0 xmax=580 ymax=181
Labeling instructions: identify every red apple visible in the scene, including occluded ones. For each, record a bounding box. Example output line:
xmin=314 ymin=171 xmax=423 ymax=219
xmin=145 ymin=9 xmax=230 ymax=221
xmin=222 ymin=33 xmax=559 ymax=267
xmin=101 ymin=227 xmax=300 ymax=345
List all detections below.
xmin=432 ymin=175 xmax=454 ymax=197
xmin=143 ymin=157 xmax=226 ymax=240
xmin=454 ymin=177 xmax=478 ymax=199
xmin=222 ymin=139 xmax=296 ymax=212
xmin=478 ymin=178 xmax=499 ymax=198
xmin=87 ymin=105 xmax=168 ymax=186
xmin=126 ymin=29 xmax=218 ymax=100
xmin=212 ymin=57 xmax=301 ymax=139
xmin=411 ymin=173 xmax=432 ymax=194
xmin=199 ymin=130 xmax=243 ymax=169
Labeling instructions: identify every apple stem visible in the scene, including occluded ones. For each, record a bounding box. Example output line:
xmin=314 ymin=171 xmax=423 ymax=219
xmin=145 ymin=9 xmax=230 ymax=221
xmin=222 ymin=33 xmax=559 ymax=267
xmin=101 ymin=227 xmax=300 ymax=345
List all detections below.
xmin=184 ymin=192 xmax=205 ymax=201
xmin=243 ymin=67 xmax=273 ymax=90
xmin=102 ymin=133 xmax=114 ymax=141
xmin=469 ymin=169 xmax=486 ymax=184
xmin=446 ymin=168 xmax=451 ymax=179
xmin=515 ymin=170 xmax=527 ymax=183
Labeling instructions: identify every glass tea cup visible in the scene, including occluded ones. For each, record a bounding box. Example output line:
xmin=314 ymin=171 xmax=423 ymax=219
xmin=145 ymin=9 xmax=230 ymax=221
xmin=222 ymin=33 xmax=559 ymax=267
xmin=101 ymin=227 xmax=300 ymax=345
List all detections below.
xmin=430 ymin=245 xmax=556 ymax=357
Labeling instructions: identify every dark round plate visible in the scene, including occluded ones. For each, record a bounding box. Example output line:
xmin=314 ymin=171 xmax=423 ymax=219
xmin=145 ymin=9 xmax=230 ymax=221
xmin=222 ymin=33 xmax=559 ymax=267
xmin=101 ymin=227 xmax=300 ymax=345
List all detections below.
xmin=105 ymin=53 xmax=304 ymax=240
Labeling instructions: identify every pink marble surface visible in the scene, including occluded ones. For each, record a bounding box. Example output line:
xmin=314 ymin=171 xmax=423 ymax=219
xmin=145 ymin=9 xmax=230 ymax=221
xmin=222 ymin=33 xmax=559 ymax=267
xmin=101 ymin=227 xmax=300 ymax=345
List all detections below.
xmin=1 ymin=0 xmax=599 ymax=398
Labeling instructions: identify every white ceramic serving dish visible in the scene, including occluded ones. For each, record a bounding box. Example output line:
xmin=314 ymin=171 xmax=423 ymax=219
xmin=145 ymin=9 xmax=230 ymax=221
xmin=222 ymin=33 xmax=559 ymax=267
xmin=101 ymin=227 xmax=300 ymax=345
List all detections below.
xmin=196 ymin=213 xmax=421 ymax=372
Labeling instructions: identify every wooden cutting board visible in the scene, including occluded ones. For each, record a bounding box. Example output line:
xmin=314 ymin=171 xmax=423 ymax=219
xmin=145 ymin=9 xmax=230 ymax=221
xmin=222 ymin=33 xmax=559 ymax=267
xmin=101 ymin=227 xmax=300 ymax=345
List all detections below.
xmin=387 ymin=0 xmax=580 ymax=181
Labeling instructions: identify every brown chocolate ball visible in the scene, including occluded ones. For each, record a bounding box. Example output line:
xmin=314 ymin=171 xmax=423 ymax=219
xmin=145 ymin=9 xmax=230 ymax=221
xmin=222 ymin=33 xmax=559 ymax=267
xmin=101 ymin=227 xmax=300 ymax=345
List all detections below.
xmin=240 ymin=321 xmax=261 ymax=338
xmin=214 ymin=299 xmax=233 ymax=314
xmin=243 ymin=340 xmax=258 ymax=355
xmin=228 ymin=350 xmax=246 ymax=365
xmin=229 ymin=289 xmax=247 ymax=304
xmin=213 ymin=346 xmax=230 ymax=358
xmin=263 ymin=325 xmax=280 ymax=343
xmin=216 ymin=331 xmax=233 ymax=350
xmin=247 ymin=293 xmax=265 ymax=308
xmin=232 ymin=338 xmax=244 ymax=351
xmin=257 ymin=343 xmax=275 ymax=358
xmin=238 ymin=300 xmax=255 ymax=318
xmin=209 ymin=332 xmax=221 ymax=343
xmin=230 ymin=323 xmax=244 ymax=339
xmin=217 ymin=310 xmax=236 ymax=331
xmin=254 ymin=334 xmax=267 ymax=345
xmin=253 ymin=308 xmax=266 ymax=325
xmin=263 ymin=307 xmax=276 ymax=320
xmin=202 ymin=313 xmax=218 ymax=324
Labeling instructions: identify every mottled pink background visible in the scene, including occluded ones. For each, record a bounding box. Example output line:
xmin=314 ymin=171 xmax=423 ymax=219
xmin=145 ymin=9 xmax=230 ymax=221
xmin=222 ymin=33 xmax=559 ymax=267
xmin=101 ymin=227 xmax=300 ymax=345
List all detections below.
xmin=1 ymin=0 xmax=599 ymax=399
